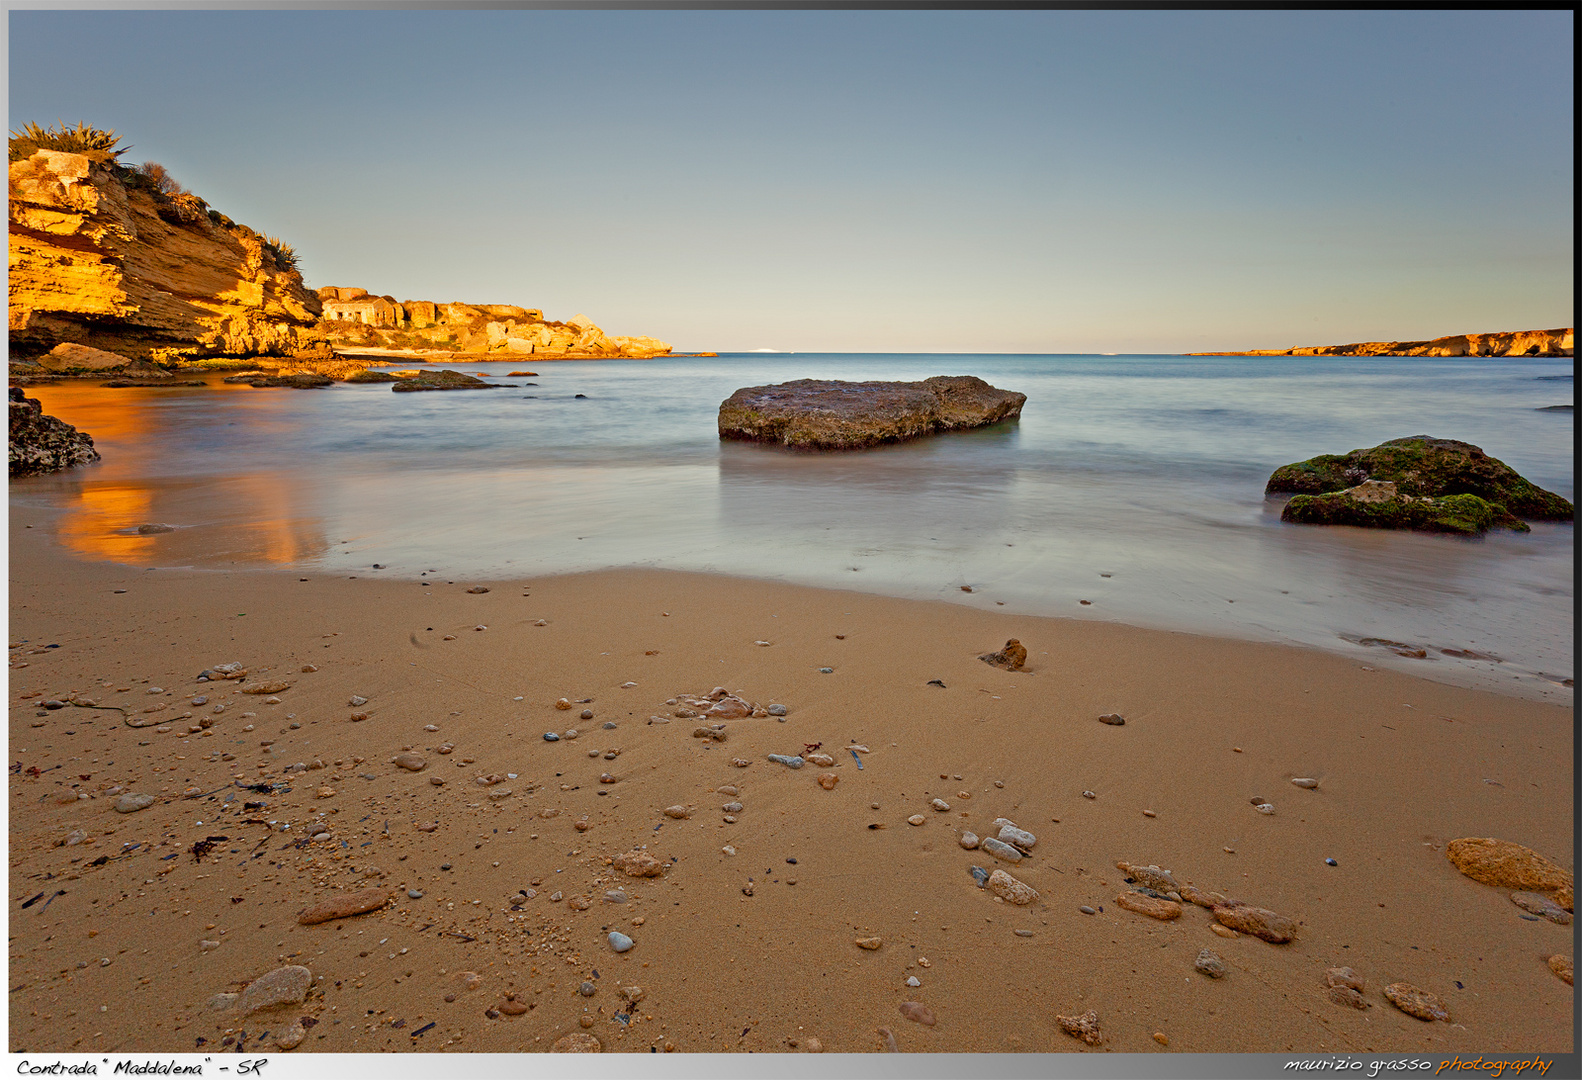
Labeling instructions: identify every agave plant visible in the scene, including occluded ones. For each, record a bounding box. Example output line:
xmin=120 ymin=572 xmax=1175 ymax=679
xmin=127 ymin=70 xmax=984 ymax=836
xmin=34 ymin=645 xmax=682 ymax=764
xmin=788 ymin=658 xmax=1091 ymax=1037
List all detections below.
xmin=8 ymin=121 xmax=130 ymax=163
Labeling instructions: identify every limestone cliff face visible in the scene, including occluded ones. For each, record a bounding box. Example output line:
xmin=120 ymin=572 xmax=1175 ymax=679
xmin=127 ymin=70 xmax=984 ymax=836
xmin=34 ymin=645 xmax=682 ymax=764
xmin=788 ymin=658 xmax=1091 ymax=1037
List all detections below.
xmin=1192 ymin=328 xmax=1573 ymax=358
xmin=318 ymin=285 xmax=672 ymax=359
xmin=9 ymin=150 xmax=322 ymax=361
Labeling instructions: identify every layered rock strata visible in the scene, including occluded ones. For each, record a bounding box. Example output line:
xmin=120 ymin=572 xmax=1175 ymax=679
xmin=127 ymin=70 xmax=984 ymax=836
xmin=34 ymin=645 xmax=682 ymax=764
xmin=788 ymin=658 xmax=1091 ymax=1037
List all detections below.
xmin=9 ymin=149 xmax=323 ymax=362
xmin=718 ymin=376 xmax=1026 ymax=450
xmin=1192 ymin=328 xmax=1572 ymax=358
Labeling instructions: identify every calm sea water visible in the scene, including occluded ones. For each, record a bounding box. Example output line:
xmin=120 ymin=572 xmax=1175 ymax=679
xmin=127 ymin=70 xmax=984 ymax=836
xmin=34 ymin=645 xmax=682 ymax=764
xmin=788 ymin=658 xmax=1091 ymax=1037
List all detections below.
xmin=14 ymin=353 xmax=1574 ymax=701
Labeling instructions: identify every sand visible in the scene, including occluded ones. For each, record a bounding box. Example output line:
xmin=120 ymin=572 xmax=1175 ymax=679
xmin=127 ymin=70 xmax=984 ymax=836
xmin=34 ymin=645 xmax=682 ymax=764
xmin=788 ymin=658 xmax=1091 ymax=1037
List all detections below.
xmin=7 ymin=504 xmax=1574 ymax=1057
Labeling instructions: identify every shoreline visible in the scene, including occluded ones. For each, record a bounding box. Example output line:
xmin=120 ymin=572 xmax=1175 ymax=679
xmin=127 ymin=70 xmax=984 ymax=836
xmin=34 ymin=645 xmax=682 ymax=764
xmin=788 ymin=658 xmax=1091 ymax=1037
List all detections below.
xmin=8 ymin=504 xmax=1574 ymax=1055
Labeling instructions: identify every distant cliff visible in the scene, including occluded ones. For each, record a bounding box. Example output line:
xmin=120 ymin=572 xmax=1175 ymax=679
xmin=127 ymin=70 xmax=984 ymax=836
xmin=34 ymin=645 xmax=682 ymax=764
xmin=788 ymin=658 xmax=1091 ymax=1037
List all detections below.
xmin=1189 ymin=327 xmax=1572 ymax=358
xmin=8 ymin=146 xmax=323 ymax=362
xmin=316 ymin=286 xmax=672 ymax=359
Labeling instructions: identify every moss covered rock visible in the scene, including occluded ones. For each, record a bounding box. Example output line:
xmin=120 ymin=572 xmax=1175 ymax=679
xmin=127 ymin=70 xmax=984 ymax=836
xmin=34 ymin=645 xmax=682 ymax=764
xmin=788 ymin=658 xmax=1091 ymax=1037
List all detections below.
xmin=1267 ymin=437 xmax=1573 ymax=522
xmin=1282 ymin=481 xmax=1528 ymax=536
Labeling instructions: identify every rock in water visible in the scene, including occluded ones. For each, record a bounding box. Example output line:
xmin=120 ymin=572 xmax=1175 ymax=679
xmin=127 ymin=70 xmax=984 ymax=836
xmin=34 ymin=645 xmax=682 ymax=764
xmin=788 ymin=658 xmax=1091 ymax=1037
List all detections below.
xmin=235 ymin=965 xmax=312 ymax=1016
xmin=979 ymin=639 xmax=1027 ymax=671
xmin=1269 ymin=437 xmax=1573 ymax=533
xmin=1446 ymin=838 xmax=1574 ymax=910
xmin=297 ymin=888 xmax=388 ymax=924
xmin=9 ymin=396 xmax=100 ymax=477
xmin=1116 ymin=892 xmax=1182 ymax=920
xmin=1212 ymin=902 xmax=1297 ymax=943
xmin=1547 ymin=955 xmax=1573 ymax=985
xmin=718 ymin=376 xmax=1026 ymax=450
xmin=390 ymin=369 xmax=504 ymax=392
xmin=986 ymin=869 xmax=1039 ymax=905
xmin=1056 ymin=1010 xmax=1102 ymax=1046
xmin=1383 ymin=982 xmax=1450 ymax=1022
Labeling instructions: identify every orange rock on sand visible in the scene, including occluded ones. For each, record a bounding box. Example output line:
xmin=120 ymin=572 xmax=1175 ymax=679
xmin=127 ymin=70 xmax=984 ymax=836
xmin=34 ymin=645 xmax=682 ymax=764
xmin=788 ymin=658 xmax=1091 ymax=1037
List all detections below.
xmin=297 ymin=887 xmax=389 ymax=925
xmin=1116 ymin=891 xmax=1182 ymax=920
xmin=1548 ymin=955 xmax=1573 ymax=985
xmin=613 ymin=850 xmax=665 ymax=877
xmin=1212 ymin=901 xmax=1297 ymax=943
xmin=1057 ymin=1009 xmax=1102 ymax=1045
xmin=551 ymin=1032 xmax=601 ymax=1052
xmin=1446 ymin=837 xmax=1574 ymax=911
xmin=979 ymin=638 xmax=1027 ymax=670
xmin=1384 ymin=982 xmax=1450 ymax=1022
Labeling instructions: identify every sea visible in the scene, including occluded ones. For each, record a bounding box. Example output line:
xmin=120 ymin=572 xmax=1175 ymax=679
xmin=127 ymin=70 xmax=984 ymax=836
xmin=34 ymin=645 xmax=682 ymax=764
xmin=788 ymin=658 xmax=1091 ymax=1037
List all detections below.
xmin=12 ymin=353 xmax=1574 ymax=702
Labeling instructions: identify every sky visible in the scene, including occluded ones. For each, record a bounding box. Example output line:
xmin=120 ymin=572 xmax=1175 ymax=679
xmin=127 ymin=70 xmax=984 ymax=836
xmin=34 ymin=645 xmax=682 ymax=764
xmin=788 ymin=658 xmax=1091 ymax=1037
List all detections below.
xmin=6 ymin=9 xmax=1574 ymax=353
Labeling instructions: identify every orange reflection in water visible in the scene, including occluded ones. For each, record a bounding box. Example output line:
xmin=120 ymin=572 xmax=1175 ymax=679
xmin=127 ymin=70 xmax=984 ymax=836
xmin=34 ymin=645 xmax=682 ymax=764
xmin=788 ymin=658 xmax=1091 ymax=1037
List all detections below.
xmin=57 ymin=484 xmax=159 ymax=562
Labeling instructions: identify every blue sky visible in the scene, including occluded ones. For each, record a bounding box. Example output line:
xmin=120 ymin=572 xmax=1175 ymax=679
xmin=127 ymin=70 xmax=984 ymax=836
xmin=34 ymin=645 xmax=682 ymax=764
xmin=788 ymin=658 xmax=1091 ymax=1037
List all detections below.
xmin=8 ymin=9 xmax=1573 ymax=352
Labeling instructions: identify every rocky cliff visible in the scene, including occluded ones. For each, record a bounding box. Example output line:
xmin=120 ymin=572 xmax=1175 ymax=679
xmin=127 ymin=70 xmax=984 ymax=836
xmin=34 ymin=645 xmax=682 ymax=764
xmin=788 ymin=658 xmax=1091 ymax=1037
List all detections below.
xmin=317 ymin=286 xmax=672 ymax=359
xmin=1190 ymin=328 xmax=1573 ymax=358
xmin=8 ymin=149 xmax=323 ymax=362
xmin=9 ymin=392 xmax=100 ymax=477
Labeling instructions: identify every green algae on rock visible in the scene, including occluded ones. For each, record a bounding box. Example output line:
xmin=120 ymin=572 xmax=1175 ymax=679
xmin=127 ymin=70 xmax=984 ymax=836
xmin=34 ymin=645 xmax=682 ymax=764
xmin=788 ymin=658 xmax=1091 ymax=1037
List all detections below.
xmin=1268 ymin=437 xmax=1573 ymax=534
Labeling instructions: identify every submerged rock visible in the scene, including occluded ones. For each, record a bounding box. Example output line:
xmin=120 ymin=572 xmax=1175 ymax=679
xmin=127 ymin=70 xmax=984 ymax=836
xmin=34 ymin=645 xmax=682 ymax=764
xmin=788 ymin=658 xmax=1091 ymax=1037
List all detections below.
xmin=1269 ymin=436 xmax=1572 ymax=532
xmin=718 ymin=376 xmax=1026 ymax=450
xmin=390 ymin=369 xmax=504 ymax=392
xmin=9 ymin=395 xmax=100 ymax=477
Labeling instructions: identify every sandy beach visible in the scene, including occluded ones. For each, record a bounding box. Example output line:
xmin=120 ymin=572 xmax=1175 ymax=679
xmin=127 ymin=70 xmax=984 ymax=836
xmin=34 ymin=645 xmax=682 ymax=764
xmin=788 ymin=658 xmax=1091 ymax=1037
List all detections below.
xmin=7 ymin=500 xmax=1573 ymax=1057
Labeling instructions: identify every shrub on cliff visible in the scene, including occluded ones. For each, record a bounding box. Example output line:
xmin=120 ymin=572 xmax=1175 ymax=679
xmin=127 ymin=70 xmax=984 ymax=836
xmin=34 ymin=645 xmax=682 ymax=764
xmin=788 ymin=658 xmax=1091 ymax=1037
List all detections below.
xmin=8 ymin=121 xmax=128 ymax=164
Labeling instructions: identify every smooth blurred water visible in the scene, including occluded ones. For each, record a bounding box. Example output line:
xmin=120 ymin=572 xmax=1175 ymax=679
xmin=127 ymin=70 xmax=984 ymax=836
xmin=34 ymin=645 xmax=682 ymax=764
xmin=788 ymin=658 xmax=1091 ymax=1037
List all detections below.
xmin=14 ymin=353 xmax=1574 ymax=700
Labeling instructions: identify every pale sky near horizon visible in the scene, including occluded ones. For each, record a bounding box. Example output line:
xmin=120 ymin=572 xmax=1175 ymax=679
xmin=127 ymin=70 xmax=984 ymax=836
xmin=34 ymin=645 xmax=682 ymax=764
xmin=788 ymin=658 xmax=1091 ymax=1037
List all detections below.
xmin=7 ymin=9 xmax=1574 ymax=353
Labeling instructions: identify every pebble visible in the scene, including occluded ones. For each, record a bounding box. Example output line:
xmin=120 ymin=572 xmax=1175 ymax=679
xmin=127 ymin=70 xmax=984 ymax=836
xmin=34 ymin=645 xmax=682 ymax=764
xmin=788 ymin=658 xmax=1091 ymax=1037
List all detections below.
xmin=906 ymin=976 xmax=921 ymax=987
xmin=349 ymin=695 xmax=368 ymax=707
xmin=1547 ymin=955 xmax=1573 ymax=985
xmin=599 ymin=773 xmax=616 ymax=784
xmin=1082 ymin=790 xmax=1096 ymax=800
xmin=1056 ymin=1010 xmax=1102 ymax=1046
xmin=603 ymin=721 xmax=617 ymax=729
xmin=997 ymin=824 xmax=1037 ymax=850
xmin=877 ymin=1027 xmax=899 ymax=1052
xmin=1116 ymin=892 xmax=1182 ymax=920
xmin=1212 ymin=902 xmax=1297 ymax=943
xmin=1153 ymin=1032 xmax=1169 ymax=1046
xmin=804 ymin=753 xmax=834 ymax=767
xmin=1329 ymin=985 xmax=1370 ymax=1009
xmin=803 ymin=1037 xmax=822 ymax=1053
xmin=274 ymin=1021 xmax=307 ymax=1050
xmin=613 ymin=850 xmax=665 ymax=878
xmin=236 ymin=965 xmax=312 ymax=1016
xmin=987 ymin=869 xmax=1039 ymax=905
xmin=959 ymin=831 xmax=980 ymax=850
xmin=1014 ymin=929 xmax=1033 ymax=938
xmin=980 ymin=837 xmax=1023 ymax=863
xmin=1079 ymin=905 xmax=1096 ymax=915
xmin=907 ymin=815 xmax=926 ymax=826
xmin=1097 ymin=713 xmax=1125 ymax=726
xmin=1511 ymin=891 xmax=1573 ymax=924
xmin=579 ymin=980 xmax=596 ymax=996
xmin=1325 ymin=858 xmax=1337 ymax=866
xmin=392 ymin=752 xmax=426 ymax=771
xmin=970 ymin=867 xmax=990 ymax=888
xmin=555 ymin=698 xmax=573 ymax=710
xmin=768 ymin=704 xmax=788 ymax=716
xmin=500 ymin=998 xmax=529 ymax=1016
xmin=722 ymin=846 xmax=736 ymax=856
xmin=818 ymin=773 xmax=839 ymax=790
xmin=564 ymin=729 xmax=579 ymax=740
xmin=768 ymin=754 xmax=805 ymax=769
xmin=115 ymin=793 xmax=155 ymax=814
xmin=1194 ymin=949 xmax=1227 ymax=978
xmin=297 ymin=888 xmax=389 ymax=925
xmin=898 ymin=1001 xmax=936 ymax=1027
xmin=1210 ymin=923 xmax=1238 ymax=939
xmin=854 ymin=937 xmax=883 ymax=950
xmin=663 ymin=805 xmax=691 ymax=819
xmin=608 ymin=931 xmax=635 ymax=953
xmin=301 ymin=664 xmax=317 ymax=673
xmin=580 ymin=709 xmax=594 ymax=720
xmin=408 ymin=889 xmax=424 ymax=899
xmin=722 ymin=801 xmax=744 ymax=814
xmin=730 ymin=758 xmax=750 ymax=767
xmin=1384 ymin=982 xmax=1450 ymax=1022
xmin=1325 ymin=967 xmax=1364 ymax=992
xmin=1291 ymin=777 xmax=1319 ymax=789
xmin=819 ymin=668 xmax=833 ymax=674
xmin=543 ymin=732 xmax=560 ymax=741
xmin=1254 ymin=803 xmax=1275 ymax=814
xmin=200 ymin=939 xmax=221 ymax=952
xmin=551 ymin=1032 xmax=601 ymax=1052
xmin=604 ymin=890 xmax=627 ymax=904
xmin=424 ymin=724 xmax=439 ymax=731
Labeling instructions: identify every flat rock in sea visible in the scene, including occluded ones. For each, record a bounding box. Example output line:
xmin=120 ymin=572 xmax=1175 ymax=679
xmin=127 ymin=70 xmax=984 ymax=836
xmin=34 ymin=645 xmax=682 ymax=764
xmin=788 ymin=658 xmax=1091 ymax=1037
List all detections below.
xmin=1269 ymin=436 xmax=1573 ymax=534
xmin=718 ymin=376 xmax=1026 ymax=450
xmin=390 ymin=369 xmax=505 ymax=392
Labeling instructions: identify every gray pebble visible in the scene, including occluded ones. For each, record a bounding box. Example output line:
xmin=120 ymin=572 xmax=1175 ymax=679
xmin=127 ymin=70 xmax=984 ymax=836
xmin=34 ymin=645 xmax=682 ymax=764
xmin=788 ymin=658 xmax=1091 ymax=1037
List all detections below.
xmin=767 ymin=754 xmax=804 ymax=769
xmin=603 ymin=722 xmax=617 ymax=730
xmin=768 ymin=704 xmax=788 ymax=716
xmin=970 ymin=866 xmax=989 ymax=888
xmin=543 ymin=732 xmax=560 ymax=742
xmin=1014 ymin=929 xmax=1034 ymax=937
xmin=408 ymin=889 xmax=424 ymax=900
xmin=906 ymin=976 xmax=920 ymax=987
xmin=1079 ymin=905 xmax=1096 ymax=915
xmin=608 ymin=931 xmax=634 ymax=953
xmin=604 ymin=890 xmax=627 ymax=904
xmin=115 ymin=793 xmax=155 ymax=814
xmin=980 ymin=837 xmax=1024 ymax=863
xmin=580 ymin=709 xmax=594 ymax=720
xmin=818 ymin=668 xmax=833 ymax=674
xmin=192 ymin=696 xmax=208 ymax=706
xmin=1194 ymin=949 xmax=1227 ymax=979
xmin=1098 ymin=713 xmax=1125 ymax=725
xmin=579 ymin=981 xmax=596 ymax=996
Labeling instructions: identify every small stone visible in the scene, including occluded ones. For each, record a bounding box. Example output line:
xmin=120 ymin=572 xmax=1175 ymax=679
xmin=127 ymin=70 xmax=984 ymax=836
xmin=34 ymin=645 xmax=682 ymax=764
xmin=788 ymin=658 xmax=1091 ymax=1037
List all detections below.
xmin=580 ymin=709 xmax=593 ymax=720
xmin=818 ymin=773 xmax=838 ymax=790
xmin=599 ymin=773 xmax=616 ymax=784
xmin=898 ymin=1001 xmax=936 ymax=1026
xmin=564 ymin=729 xmax=579 ymax=740
xmin=1056 ymin=1010 xmax=1102 ymax=1046
xmin=997 ymin=824 xmax=1037 ymax=850
xmin=236 ymin=965 xmax=312 ymax=1016
xmin=987 ymin=869 xmax=1039 ymax=905
xmin=1254 ymin=803 xmax=1275 ymax=814
xmin=429 ymin=777 xmax=444 ymax=787
xmin=1291 ymin=777 xmax=1319 ymax=789
xmin=930 ymin=798 xmax=950 ymax=812
xmin=579 ymin=980 xmax=596 ymax=996
xmin=316 ymin=787 xmax=336 ymax=798
xmin=979 ymin=639 xmax=1027 ymax=671
xmin=804 ymin=753 xmax=834 ymax=767
xmin=1212 ymin=902 xmax=1297 ymax=943
xmin=906 ymin=815 xmax=926 ymax=826
xmin=959 ymin=831 xmax=980 ymax=850
xmin=555 ymin=698 xmax=573 ymax=710
xmin=1098 ymin=713 xmax=1125 ymax=725
xmin=1082 ymin=790 xmax=1096 ymax=800
xmin=906 ymin=976 xmax=921 ymax=987
xmin=612 ymin=850 xmax=665 ymax=878
xmin=1079 ymin=905 xmax=1096 ymax=915
xmin=1445 ymin=837 xmax=1574 ymax=910
xmin=722 ymin=801 xmax=743 ymax=813
xmin=1179 ymin=883 xmax=1225 ymax=908
xmin=200 ymin=939 xmax=221 ymax=952
xmin=768 ymin=704 xmax=787 ymax=716
xmin=1384 ymin=982 xmax=1450 ymax=1022
xmin=551 ymin=1032 xmax=601 ymax=1052
xmin=300 ymin=664 xmax=317 ymax=673
xmin=392 ymin=753 xmax=426 ymax=771
xmin=1194 ymin=949 xmax=1227 ymax=978
xmin=500 ymin=998 xmax=529 ymax=1015
xmin=619 ymin=985 xmax=645 ymax=1004
xmin=1329 ymin=986 xmax=1371 ymax=1009
xmin=722 ymin=846 xmax=736 ymax=856
xmin=742 ymin=883 xmax=754 ymax=896
xmin=803 ymin=1037 xmax=822 ymax=1053
xmin=1511 ymin=891 xmax=1573 ymax=924
xmin=297 ymin=887 xmax=388 ymax=925
xmin=1210 ymin=924 xmax=1238 ymax=939
xmin=408 ymin=889 xmax=424 ymax=899
xmin=980 ymin=837 xmax=1023 ymax=863
xmin=730 ymin=758 xmax=750 ymax=767
xmin=349 ymin=695 xmax=368 ymax=707
xmin=768 ymin=754 xmax=805 ymax=769
xmin=663 ymin=805 xmax=691 ymax=819
xmin=1325 ymin=967 xmax=1365 ymax=992
xmin=608 ymin=931 xmax=634 ymax=952
xmin=1547 ymin=955 xmax=1573 ymax=985
xmin=1014 ymin=929 xmax=1033 ymax=938
xmin=275 ymin=1021 xmax=307 ymax=1050
xmin=854 ymin=937 xmax=883 ymax=950
xmin=115 ymin=793 xmax=155 ymax=813
xmin=543 ymin=732 xmax=560 ymax=742
xmin=1116 ymin=892 xmax=1182 ymax=920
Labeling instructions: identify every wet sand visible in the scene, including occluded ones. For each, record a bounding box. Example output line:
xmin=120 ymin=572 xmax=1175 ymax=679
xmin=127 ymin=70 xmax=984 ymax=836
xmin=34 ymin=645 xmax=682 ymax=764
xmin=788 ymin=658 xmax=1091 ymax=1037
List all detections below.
xmin=8 ymin=504 xmax=1573 ymax=1056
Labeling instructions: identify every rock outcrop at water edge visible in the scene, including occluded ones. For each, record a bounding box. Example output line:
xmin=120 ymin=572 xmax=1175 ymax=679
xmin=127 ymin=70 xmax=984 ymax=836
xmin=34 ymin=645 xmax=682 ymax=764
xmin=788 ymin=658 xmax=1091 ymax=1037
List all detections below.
xmin=1191 ymin=327 xmax=1572 ymax=358
xmin=9 ymin=392 xmax=100 ymax=477
xmin=718 ymin=376 xmax=1026 ymax=450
